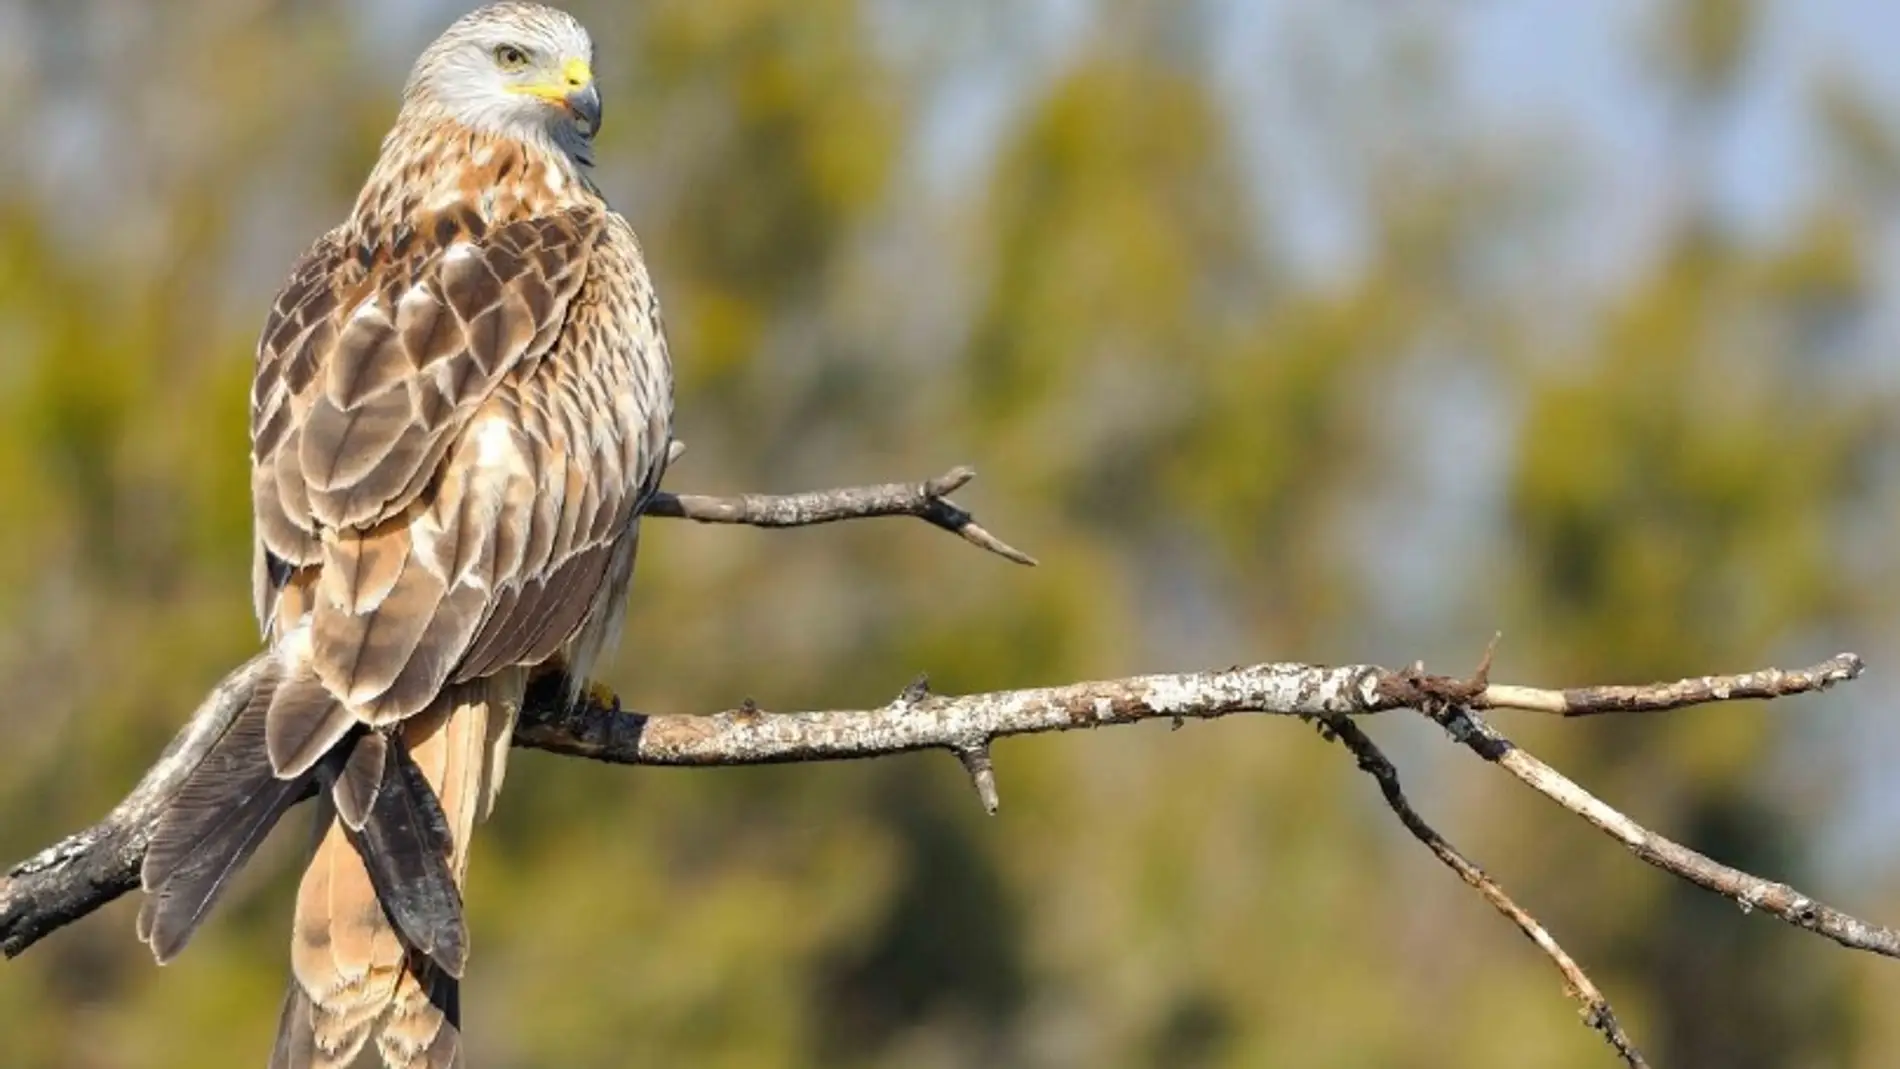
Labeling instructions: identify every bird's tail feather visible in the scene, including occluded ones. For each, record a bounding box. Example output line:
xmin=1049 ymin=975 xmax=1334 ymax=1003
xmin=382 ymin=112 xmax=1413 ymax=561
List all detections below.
xmin=136 ymin=652 xmax=468 ymax=978
xmin=337 ymin=731 xmax=466 ymax=975
xmin=272 ymin=673 xmax=518 ymax=1069
xmin=138 ymin=654 xmax=316 ymax=961
xmin=269 ymin=950 xmax=460 ymax=1069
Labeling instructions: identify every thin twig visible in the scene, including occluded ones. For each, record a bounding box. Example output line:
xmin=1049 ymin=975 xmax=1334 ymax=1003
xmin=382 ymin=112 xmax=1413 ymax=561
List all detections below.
xmin=1477 ymin=653 xmax=1863 ymax=716
xmin=1439 ymin=705 xmax=1900 ymax=958
xmin=643 ymin=466 xmax=1038 ymax=566
xmin=1382 ymin=652 xmax=1900 ymax=959
xmin=1320 ymin=716 xmax=1648 ymax=1067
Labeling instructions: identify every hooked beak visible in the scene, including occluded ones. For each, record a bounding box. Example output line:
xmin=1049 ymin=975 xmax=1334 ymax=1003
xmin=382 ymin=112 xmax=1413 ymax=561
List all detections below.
xmin=511 ymin=56 xmax=601 ymax=139
xmin=566 ymin=80 xmax=601 ymax=138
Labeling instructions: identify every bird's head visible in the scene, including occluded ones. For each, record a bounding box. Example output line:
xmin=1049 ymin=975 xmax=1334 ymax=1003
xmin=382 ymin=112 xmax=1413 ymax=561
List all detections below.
xmin=403 ymin=3 xmax=601 ymax=164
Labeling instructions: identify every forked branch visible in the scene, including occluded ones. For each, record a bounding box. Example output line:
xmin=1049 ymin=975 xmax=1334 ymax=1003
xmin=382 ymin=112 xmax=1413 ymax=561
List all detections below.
xmin=647 ymin=464 xmax=1037 ymax=566
xmin=0 ymin=464 xmax=1885 ymax=1069
xmin=1374 ymin=650 xmax=1897 ymax=958
xmin=1319 ymin=716 xmax=1649 ymax=1068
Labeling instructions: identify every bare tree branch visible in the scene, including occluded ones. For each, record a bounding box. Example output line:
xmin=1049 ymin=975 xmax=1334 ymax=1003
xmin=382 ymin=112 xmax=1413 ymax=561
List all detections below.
xmin=0 ymin=654 xmax=272 ymax=958
xmin=0 ymin=659 xmax=1387 ymax=957
xmin=1476 ymin=653 xmax=1864 ymax=717
xmin=644 ymin=465 xmax=1037 ymax=566
xmin=0 ymin=455 xmax=1885 ymax=1069
xmin=3 ymin=461 xmax=1037 ymax=957
xmin=510 ymin=662 xmax=1387 ymax=768
xmin=1320 ymin=716 xmax=1649 ymax=1068
xmin=1451 ymin=706 xmax=1900 ymax=957
xmin=3 ymin=651 xmax=1869 ymax=952
xmin=1381 ymin=655 xmax=1900 ymax=959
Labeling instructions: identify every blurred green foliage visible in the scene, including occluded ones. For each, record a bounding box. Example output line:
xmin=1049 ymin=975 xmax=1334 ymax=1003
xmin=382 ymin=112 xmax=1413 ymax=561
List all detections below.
xmin=2 ymin=1 xmax=1899 ymax=1066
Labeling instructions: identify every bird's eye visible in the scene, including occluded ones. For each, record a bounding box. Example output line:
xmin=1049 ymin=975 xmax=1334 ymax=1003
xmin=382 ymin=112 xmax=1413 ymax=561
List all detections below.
xmin=493 ymin=44 xmax=530 ymax=70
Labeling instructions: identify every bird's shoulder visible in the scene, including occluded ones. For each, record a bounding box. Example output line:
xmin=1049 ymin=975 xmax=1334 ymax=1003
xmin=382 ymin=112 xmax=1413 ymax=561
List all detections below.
xmin=248 ymin=202 xmax=617 ymax=552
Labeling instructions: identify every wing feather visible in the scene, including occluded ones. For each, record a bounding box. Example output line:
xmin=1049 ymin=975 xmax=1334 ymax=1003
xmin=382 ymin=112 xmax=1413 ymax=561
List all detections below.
xmin=324 ymin=306 xmax=408 ymax=410
xmin=251 ymin=201 xmax=671 ymax=744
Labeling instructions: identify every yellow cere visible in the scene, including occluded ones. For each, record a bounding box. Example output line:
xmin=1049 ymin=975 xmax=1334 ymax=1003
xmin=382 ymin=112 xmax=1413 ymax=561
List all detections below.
xmin=510 ymin=57 xmax=592 ymax=103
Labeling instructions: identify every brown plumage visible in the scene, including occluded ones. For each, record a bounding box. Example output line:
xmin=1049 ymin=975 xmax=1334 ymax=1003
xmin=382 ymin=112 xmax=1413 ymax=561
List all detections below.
xmin=139 ymin=5 xmax=672 ymax=1067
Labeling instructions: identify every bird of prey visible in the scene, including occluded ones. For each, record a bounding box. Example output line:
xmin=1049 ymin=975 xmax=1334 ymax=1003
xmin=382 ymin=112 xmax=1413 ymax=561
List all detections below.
xmin=134 ymin=5 xmax=673 ymax=1066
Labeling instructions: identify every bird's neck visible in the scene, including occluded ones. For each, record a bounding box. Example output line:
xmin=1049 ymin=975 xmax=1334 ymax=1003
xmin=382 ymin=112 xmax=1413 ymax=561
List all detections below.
xmin=348 ymin=117 xmax=599 ymax=249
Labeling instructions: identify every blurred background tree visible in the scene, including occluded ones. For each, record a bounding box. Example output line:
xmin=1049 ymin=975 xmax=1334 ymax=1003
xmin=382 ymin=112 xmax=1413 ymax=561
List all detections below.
xmin=3 ymin=1 xmax=1899 ymax=1066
